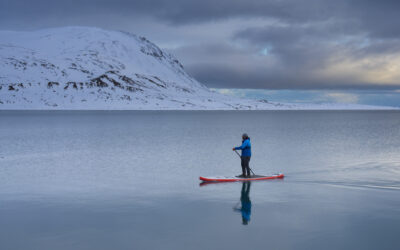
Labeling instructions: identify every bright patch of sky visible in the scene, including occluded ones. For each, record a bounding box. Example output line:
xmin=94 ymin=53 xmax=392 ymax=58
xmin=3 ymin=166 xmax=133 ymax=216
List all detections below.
xmin=260 ymin=48 xmax=269 ymax=56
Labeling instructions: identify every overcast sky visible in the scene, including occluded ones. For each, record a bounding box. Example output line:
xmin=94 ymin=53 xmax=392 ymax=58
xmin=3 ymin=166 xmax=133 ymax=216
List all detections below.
xmin=1 ymin=0 xmax=400 ymax=105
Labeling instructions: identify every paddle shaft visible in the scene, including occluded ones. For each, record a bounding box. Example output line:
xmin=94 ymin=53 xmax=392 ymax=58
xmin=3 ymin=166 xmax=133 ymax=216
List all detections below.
xmin=234 ymin=150 xmax=255 ymax=175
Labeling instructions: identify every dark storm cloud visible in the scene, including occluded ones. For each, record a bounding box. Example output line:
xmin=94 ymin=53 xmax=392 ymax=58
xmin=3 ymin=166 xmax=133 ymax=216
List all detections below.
xmin=1 ymin=0 xmax=400 ymax=89
xmin=0 ymin=0 xmax=338 ymax=26
xmin=1 ymin=0 xmax=397 ymax=40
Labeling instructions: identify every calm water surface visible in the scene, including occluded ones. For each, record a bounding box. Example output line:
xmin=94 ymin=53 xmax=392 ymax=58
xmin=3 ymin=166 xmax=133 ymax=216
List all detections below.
xmin=0 ymin=111 xmax=399 ymax=250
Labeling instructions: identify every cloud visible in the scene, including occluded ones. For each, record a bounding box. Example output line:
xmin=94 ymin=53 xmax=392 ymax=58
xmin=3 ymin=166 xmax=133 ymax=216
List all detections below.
xmin=2 ymin=0 xmax=400 ymax=37
xmin=177 ymin=42 xmax=400 ymax=90
xmin=0 ymin=0 xmax=337 ymax=25
xmin=231 ymin=19 xmax=400 ymax=89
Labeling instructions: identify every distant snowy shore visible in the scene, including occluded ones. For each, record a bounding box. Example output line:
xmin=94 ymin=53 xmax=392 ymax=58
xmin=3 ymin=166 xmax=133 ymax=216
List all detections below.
xmin=0 ymin=27 xmax=397 ymax=110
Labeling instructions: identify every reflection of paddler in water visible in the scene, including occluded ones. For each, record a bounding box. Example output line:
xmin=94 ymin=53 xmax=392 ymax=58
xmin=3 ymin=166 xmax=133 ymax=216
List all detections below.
xmin=233 ymin=182 xmax=252 ymax=225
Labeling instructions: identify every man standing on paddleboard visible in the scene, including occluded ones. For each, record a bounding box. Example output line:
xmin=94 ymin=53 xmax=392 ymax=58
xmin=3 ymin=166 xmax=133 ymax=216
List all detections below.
xmin=233 ymin=133 xmax=252 ymax=177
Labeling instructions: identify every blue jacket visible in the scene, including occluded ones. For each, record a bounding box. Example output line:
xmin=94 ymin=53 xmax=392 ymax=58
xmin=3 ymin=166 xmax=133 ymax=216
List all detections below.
xmin=235 ymin=138 xmax=251 ymax=157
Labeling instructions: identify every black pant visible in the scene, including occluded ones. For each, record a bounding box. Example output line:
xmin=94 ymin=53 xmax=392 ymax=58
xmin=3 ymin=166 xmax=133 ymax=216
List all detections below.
xmin=241 ymin=156 xmax=251 ymax=176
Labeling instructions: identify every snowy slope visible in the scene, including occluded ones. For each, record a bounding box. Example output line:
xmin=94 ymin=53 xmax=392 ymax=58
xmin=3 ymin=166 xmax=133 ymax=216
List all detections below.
xmin=0 ymin=27 xmax=395 ymax=110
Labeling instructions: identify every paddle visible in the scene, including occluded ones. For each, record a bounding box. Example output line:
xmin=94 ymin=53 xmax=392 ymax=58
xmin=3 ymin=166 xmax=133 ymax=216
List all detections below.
xmin=234 ymin=150 xmax=255 ymax=175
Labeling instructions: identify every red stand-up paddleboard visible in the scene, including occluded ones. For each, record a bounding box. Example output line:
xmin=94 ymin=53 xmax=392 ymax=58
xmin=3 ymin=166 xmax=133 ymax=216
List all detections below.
xmin=199 ymin=173 xmax=284 ymax=182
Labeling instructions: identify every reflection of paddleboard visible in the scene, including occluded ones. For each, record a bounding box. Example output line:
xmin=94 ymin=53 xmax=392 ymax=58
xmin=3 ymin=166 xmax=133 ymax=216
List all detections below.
xmin=199 ymin=173 xmax=284 ymax=182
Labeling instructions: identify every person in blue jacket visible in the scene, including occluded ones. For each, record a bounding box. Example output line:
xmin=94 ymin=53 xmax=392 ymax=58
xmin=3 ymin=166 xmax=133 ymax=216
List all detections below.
xmin=233 ymin=133 xmax=252 ymax=177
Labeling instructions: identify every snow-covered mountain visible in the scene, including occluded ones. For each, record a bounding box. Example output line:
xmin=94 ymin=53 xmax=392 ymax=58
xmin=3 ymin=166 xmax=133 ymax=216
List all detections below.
xmin=0 ymin=27 xmax=394 ymax=110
